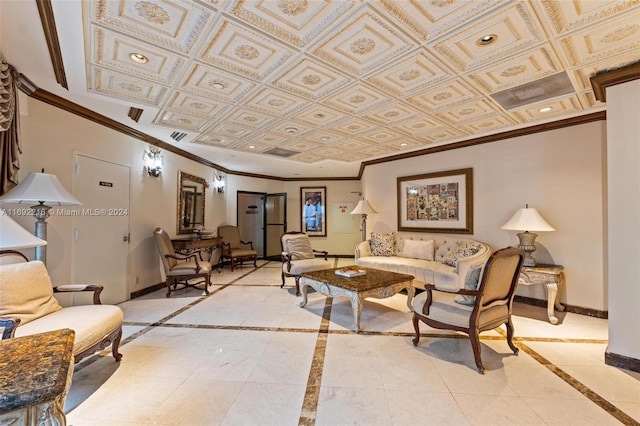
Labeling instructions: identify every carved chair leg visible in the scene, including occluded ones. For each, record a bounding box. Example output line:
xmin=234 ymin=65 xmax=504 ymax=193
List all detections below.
xmin=505 ymin=318 xmax=519 ymax=355
xmin=280 ymin=272 xmax=286 ymax=288
xmin=166 ymin=278 xmax=173 ymax=298
xmin=294 ymin=276 xmax=301 ymax=296
xmin=412 ymin=314 xmax=421 ymax=346
xmin=469 ymin=331 xmax=485 ymax=374
xmin=112 ymin=328 xmax=123 ymax=361
xmin=204 ymin=274 xmax=211 ymax=295
xmin=253 ymin=256 xmax=257 ymax=268
xmin=231 ymin=258 xmax=235 ymax=272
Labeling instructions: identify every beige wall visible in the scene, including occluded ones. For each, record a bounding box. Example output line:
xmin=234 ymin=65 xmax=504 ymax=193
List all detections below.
xmin=361 ymin=121 xmax=607 ymax=311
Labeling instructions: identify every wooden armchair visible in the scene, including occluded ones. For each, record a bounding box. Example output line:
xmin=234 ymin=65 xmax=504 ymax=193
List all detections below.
xmin=280 ymin=231 xmax=333 ymax=296
xmin=412 ymin=247 xmax=524 ymax=374
xmin=153 ymin=228 xmax=212 ymax=297
xmin=217 ymin=225 xmax=257 ymax=271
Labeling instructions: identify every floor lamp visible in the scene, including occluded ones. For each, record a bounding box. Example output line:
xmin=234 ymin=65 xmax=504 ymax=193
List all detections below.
xmin=0 ymin=172 xmax=81 ymax=264
xmin=0 ymin=210 xmax=46 ymax=262
xmin=350 ymin=200 xmax=377 ymax=242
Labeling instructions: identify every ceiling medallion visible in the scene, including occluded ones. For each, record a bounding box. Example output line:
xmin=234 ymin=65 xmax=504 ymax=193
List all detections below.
xmin=384 ymin=111 xmax=400 ymax=118
xmin=314 ymin=113 xmax=325 ymax=118
xmin=349 ymin=95 xmax=366 ymax=103
xmin=118 ymin=82 xmax=142 ymax=92
xmin=302 ymin=74 xmax=321 ymax=85
xmin=459 ymin=108 xmax=476 ymax=115
xmin=208 ymin=79 xmax=227 ymax=89
xmin=350 ymin=38 xmax=376 ymax=55
xmin=476 ymin=34 xmax=497 ymax=47
xmin=277 ymin=0 xmax=308 ymax=16
xmin=399 ymin=69 xmax=421 ymax=81
xmin=177 ymin=118 xmax=192 ymax=124
xmin=235 ymin=45 xmax=260 ymax=60
xmin=500 ymin=65 xmax=527 ymax=77
xmin=601 ymin=25 xmax=639 ymax=44
xmin=135 ymin=1 xmax=171 ymax=25
xmin=188 ymin=102 xmax=207 ymax=110
xmin=347 ymin=125 xmax=360 ymax=130
xmin=268 ymin=99 xmax=285 ymax=106
xmin=433 ymin=92 xmax=452 ymax=101
xmin=243 ymin=116 xmax=258 ymax=122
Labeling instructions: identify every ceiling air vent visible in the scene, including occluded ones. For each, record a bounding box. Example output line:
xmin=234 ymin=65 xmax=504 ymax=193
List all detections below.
xmin=171 ymin=131 xmax=187 ymax=142
xmin=491 ymin=72 xmax=575 ymax=110
xmin=263 ymin=147 xmax=299 ymax=158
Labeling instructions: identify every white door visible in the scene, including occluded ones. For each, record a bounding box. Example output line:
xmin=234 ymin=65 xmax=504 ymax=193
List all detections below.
xmin=237 ymin=192 xmax=264 ymax=257
xmin=72 ymin=154 xmax=130 ymax=304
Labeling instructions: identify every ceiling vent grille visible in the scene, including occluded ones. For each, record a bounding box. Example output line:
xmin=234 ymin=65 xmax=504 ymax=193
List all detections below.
xmin=264 ymin=147 xmax=299 ymax=158
xmin=491 ymin=72 xmax=575 ymax=110
xmin=171 ymin=131 xmax=187 ymax=142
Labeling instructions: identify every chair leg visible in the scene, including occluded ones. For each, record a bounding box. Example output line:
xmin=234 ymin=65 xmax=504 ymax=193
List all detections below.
xmin=294 ymin=276 xmax=300 ymax=296
xmin=506 ymin=318 xmax=519 ymax=355
xmin=231 ymin=258 xmax=235 ymax=272
xmin=280 ymin=272 xmax=285 ymax=288
xmin=166 ymin=278 xmax=173 ymax=298
xmin=469 ymin=330 xmax=485 ymax=374
xmin=412 ymin=314 xmax=421 ymax=346
xmin=253 ymin=256 xmax=257 ymax=268
xmin=112 ymin=328 xmax=123 ymax=361
xmin=203 ymin=274 xmax=211 ymax=295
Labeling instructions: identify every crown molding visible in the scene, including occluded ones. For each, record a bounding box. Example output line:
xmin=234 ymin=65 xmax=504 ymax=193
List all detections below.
xmin=36 ymin=0 xmax=67 ymax=90
xmin=590 ymin=62 xmax=640 ymax=102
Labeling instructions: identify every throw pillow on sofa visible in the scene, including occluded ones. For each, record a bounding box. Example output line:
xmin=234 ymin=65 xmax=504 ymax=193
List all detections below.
xmin=402 ymin=239 xmax=435 ymax=261
xmin=455 ymin=264 xmax=483 ymax=306
xmin=442 ymin=241 xmax=482 ymax=267
xmin=370 ymin=232 xmax=395 ymax=256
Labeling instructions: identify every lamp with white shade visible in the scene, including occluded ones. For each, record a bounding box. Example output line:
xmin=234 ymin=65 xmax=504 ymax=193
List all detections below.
xmin=0 ymin=172 xmax=81 ymax=264
xmin=350 ymin=200 xmax=377 ymax=242
xmin=502 ymin=205 xmax=555 ymax=266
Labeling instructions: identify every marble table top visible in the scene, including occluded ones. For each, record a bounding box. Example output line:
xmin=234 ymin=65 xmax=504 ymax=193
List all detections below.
xmin=302 ymin=266 xmax=414 ymax=292
xmin=0 ymin=329 xmax=75 ymax=414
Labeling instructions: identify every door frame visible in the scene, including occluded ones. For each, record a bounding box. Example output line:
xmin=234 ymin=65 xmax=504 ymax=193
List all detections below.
xmin=265 ymin=192 xmax=287 ymax=260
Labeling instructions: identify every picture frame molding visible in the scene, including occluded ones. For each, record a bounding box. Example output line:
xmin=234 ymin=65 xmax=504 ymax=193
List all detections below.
xmin=300 ymin=186 xmax=327 ymax=237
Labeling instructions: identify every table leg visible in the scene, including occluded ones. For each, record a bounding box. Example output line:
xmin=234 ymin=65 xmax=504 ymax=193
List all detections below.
xmin=545 ymin=283 xmax=559 ymax=325
xmin=349 ymin=293 xmax=363 ymax=333
xmin=405 ymin=286 xmax=415 ymax=312
xmin=299 ymin=284 xmax=309 ymax=308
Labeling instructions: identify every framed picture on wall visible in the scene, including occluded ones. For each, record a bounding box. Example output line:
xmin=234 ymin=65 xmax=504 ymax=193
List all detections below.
xmin=301 ymin=186 xmax=326 ymax=237
xmin=397 ymin=168 xmax=473 ymax=234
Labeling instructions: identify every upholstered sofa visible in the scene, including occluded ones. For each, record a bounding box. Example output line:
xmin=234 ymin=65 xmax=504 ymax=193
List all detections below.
xmin=355 ymin=232 xmax=491 ymax=291
xmin=0 ymin=259 xmax=123 ymax=363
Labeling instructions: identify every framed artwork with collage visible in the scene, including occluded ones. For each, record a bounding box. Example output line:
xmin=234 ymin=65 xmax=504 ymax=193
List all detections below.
xmin=397 ymin=168 xmax=473 ymax=234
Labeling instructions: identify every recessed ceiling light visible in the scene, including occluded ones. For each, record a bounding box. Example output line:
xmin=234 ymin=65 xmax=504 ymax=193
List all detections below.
xmin=400 ymin=142 xmax=408 ymax=146
xmin=320 ymin=136 xmax=330 ymax=141
xmin=248 ymin=145 xmax=256 ymax=149
xmin=211 ymin=82 xmax=224 ymax=89
xmin=129 ymin=53 xmax=149 ymax=64
xmin=476 ymin=34 xmax=497 ymax=47
xmin=539 ymin=106 xmax=552 ymax=113
xmin=284 ymin=127 xmax=298 ymax=133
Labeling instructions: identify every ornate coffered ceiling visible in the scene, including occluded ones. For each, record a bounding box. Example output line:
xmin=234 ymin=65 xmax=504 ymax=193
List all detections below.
xmin=15 ymin=0 xmax=640 ymax=177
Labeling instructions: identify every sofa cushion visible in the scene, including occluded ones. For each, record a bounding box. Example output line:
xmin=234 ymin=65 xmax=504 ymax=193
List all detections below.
xmin=370 ymin=232 xmax=395 ymax=256
xmin=401 ymin=239 xmax=434 ymax=261
xmin=286 ymin=235 xmax=315 ymax=260
xmin=455 ymin=264 xmax=483 ymax=306
xmin=442 ymin=241 xmax=482 ymax=267
xmin=0 ymin=261 xmax=62 ymax=325
xmin=14 ymin=304 xmax=123 ymax=355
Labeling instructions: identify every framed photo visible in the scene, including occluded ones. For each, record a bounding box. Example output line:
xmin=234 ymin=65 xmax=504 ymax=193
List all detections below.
xmin=301 ymin=186 xmax=326 ymax=237
xmin=397 ymin=168 xmax=473 ymax=234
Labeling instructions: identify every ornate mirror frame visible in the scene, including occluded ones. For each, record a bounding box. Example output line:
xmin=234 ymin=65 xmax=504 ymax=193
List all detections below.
xmin=177 ymin=171 xmax=206 ymax=235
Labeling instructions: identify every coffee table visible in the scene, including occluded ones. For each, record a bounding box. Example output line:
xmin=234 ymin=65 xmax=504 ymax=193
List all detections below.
xmin=300 ymin=267 xmax=415 ymax=332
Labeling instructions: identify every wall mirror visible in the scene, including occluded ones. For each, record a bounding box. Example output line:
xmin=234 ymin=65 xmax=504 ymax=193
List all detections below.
xmin=177 ymin=171 xmax=206 ymax=235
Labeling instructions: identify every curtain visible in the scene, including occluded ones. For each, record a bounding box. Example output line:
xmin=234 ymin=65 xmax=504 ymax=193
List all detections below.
xmin=0 ymin=54 xmax=21 ymax=195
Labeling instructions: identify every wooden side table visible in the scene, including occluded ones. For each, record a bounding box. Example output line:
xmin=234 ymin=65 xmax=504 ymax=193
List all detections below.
xmin=518 ymin=264 xmax=565 ymax=324
xmin=0 ymin=329 xmax=75 ymax=425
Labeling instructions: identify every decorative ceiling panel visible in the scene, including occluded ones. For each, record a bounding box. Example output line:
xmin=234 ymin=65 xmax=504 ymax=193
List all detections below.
xmin=90 ymin=0 xmax=214 ymax=54
xmin=74 ymin=0 xmax=637 ymax=175
xmin=89 ymin=66 xmax=168 ymax=105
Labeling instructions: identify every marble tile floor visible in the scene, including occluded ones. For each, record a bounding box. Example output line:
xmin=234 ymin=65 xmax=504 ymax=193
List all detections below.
xmin=65 ymin=259 xmax=640 ymax=426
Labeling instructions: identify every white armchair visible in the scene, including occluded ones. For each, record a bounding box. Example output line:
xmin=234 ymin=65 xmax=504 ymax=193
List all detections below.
xmin=280 ymin=232 xmax=333 ymax=296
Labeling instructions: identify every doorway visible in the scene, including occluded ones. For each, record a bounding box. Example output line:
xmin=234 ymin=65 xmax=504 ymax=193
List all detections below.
xmin=237 ymin=191 xmax=287 ymax=259
xmin=72 ymin=154 xmax=130 ymax=304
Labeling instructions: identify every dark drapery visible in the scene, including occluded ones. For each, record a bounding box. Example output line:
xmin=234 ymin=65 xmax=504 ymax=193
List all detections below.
xmin=0 ymin=54 xmax=21 ymax=195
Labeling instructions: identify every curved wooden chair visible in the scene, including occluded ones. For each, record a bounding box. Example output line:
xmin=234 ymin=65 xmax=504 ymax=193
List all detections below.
xmin=412 ymin=246 xmax=524 ymax=374
xmin=217 ymin=225 xmax=257 ymax=271
xmin=153 ymin=228 xmax=212 ymax=297
xmin=280 ymin=231 xmax=333 ymax=296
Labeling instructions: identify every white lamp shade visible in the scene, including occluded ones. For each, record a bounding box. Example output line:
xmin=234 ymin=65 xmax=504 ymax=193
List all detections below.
xmin=502 ymin=207 xmax=555 ymax=232
xmin=0 ymin=172 xmax=82 ymax=206
xmin=350 ymin=200 xmax=377 ymax=215
xmin=0 ymin=210 xmax=47 ymax=249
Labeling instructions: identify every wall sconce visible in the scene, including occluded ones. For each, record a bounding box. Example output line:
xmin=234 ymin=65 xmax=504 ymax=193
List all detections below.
xmin=216 ymin=175 xmax=226 ymax=193
xmin=143 ymin=147 xmax=163 ymax=177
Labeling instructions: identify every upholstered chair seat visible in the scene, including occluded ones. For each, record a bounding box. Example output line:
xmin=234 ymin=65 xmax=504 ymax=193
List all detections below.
xmin=280 ymin=232 xmax=332 ymax=295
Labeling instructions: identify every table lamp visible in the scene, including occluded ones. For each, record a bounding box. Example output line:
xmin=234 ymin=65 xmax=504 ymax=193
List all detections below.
xmin=502 ymin=204 xmax=555 ymax=266
xmin=0 ymin=172 xmax=81 ymax=264
xmin=350 ymin=200 xmax=377 ymax=242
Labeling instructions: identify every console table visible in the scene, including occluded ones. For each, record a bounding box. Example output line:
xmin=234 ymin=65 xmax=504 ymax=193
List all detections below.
xmin=172 ymin=236 xmax=222 ymax=266
xmin=518 ymin=264 xmax=565 ymax=324
xmin=0 ymin=329 xmax=75 ymax=425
